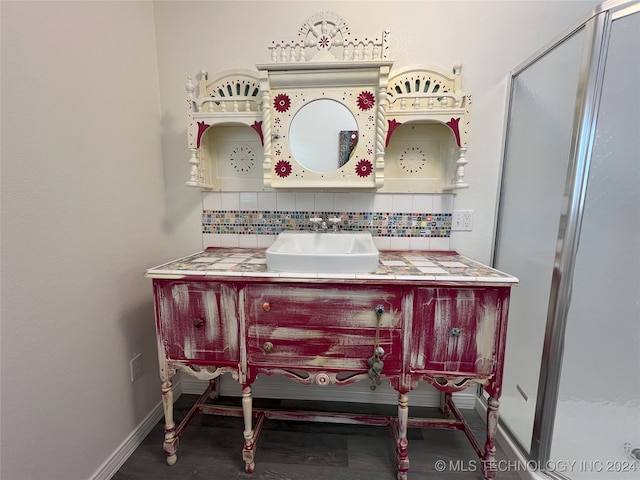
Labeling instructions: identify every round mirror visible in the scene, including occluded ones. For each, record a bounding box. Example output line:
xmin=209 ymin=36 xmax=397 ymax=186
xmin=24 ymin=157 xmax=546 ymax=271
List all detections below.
xmin=289 ymin=99 xmax=358 ymax=172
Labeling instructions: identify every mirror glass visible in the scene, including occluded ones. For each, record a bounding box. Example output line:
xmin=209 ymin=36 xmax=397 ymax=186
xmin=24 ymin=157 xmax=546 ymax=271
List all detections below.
xmin=289 ymin=99 xmax=358 ymax=172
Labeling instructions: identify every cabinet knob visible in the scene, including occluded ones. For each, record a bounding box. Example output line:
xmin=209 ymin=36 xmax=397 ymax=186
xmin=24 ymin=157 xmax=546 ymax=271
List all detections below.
xmin=262 ymin=302 xmax=271 ymax=312
xmin=263 ymin=341 xmax=274 ymax=353
xmin=193 ymin=318 xmax=205 ymax=328
xmin=450 ymin=327 xmax=461 ymax=337
xmin=375 ymin=304 xmax=384 ymax=315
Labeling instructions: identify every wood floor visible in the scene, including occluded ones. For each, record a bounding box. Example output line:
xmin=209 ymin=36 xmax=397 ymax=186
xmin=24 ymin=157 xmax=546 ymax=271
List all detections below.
xmin=112 ymin=394 xmax=520 ymax=480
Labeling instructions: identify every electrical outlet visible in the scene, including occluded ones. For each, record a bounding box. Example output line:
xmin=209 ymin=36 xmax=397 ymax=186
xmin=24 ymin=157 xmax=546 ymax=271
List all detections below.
xmin=130 ymin=353 xmax=142 ymax=382
xmin=451 ymin=210 xmax=474 ymax=231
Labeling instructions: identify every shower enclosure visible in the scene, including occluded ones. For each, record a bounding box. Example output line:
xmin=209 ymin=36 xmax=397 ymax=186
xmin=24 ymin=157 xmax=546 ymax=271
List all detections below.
xmin=492 ymin=0 xmax=639 ymax=478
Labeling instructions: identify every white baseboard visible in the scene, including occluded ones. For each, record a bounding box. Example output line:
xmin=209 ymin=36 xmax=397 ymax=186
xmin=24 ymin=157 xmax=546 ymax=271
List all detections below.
xmin=90 ymin=380 xmax=183 ymax=480
xmin=182 ymin=374 xmax=478 ymax=409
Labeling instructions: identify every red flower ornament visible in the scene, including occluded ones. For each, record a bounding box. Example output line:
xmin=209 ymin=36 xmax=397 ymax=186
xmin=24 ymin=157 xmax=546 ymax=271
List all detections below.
xmin=273 ymin=94 xmax=291 ymax=113
xmin=356 ymin=159 xmax=373 ymax=177
xmin=357 ymin=91 xmax=375 ymax=111
xmin=275 ymin=160 xmax=292 ymax=178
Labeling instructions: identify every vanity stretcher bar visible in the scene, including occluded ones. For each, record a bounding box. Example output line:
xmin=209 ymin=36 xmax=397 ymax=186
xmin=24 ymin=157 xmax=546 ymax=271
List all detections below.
xmin=146 ymin=248 xmax=518 ymax=480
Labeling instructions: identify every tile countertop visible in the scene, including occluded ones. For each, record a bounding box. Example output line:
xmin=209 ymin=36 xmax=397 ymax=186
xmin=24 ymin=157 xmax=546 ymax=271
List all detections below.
xmin=146 ymin=248 xmax=518 ymax=286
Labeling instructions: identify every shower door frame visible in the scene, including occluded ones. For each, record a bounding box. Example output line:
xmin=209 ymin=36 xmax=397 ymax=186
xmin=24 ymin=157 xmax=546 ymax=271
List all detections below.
xmin=491 ymin=0 xmax=640 ymax=470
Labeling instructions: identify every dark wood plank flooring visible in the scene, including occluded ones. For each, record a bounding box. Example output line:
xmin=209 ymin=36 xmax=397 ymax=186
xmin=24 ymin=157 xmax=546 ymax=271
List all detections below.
xmin=112 ymin=394 xmax=519 ymax=480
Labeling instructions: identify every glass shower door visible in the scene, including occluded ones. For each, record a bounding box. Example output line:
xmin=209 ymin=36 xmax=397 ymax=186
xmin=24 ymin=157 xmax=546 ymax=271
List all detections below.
xmin=549 ymin=7 xmax=640 ymax=477
xmin=492 ymin=29 xmax=587 ymax=453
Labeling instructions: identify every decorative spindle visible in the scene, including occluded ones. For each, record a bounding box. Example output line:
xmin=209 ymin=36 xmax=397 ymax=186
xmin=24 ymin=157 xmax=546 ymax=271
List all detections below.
xmin=483 ymin=396 xmax=500 ymax=480
xmin=261 ymin=86 xmax=272 ymax=187
xmin=374 ymin=85 xmax=387 ymax=187
xmin=241 ymin=385 xmax=255 ymax=473
xmin=454 ymin=146 xmax=468 ymax=187
xmin=397 ymin=393 xmax=410 ymax=479
xmin=187 ymin=148 xmax=199 ymax=186
xmin=161 ymin=380 xmax=177 ymax=465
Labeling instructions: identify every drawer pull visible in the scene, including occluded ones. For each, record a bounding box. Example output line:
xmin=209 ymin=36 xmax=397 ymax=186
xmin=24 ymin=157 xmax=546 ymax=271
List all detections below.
xmin=193 ymin=318 xmax=205 ymax=328
xmin=450 ymin=327 xmax=461 ymax=337
xmin=375 ymin=304 xmax=384 ymax=315
xmin=262 ymin=302 xmax=271 ymax=312
xmin=263 ymin=341 xmax=274 ymax=353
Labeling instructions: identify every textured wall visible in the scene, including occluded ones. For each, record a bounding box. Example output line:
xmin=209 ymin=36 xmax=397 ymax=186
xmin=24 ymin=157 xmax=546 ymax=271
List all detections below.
xmin=1 ymin=2 xmax=170 ymax=479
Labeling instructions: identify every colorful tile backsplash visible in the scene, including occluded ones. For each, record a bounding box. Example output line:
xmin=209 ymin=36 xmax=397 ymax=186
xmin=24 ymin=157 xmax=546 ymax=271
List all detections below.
xmin=202 ymin=210 xmax=451 ymax=237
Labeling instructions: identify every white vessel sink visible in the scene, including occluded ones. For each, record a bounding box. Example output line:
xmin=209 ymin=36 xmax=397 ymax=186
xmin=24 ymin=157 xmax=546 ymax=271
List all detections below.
xmin=266 ymin=231 xmax=379 ymax=274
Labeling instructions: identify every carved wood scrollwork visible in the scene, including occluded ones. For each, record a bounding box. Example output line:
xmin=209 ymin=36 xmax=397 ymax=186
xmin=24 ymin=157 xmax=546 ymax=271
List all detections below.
xmin=174 ymin=363 xmax=239 ymax=382
xmin=262 ymin=368 xmax=371 ymax=387
xmin=421 ymin=374 xmax=486 ymax=393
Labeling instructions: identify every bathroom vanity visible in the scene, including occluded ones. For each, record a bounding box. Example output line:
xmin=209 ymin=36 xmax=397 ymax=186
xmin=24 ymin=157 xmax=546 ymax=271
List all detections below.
xmin=146 ymin=247 xmax=518 ymax=480
xmin=151 ymin=10 xmax=519 ymax=479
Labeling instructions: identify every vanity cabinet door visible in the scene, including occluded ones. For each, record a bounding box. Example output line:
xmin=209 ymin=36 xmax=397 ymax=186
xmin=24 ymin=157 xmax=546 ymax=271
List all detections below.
xmin=245 ymin=284 xmax=403 ymax=372
xmin=411 ymin=288 xmax=504 ymax=376
xmin=154 ymin=280 xmax=239 ymax=364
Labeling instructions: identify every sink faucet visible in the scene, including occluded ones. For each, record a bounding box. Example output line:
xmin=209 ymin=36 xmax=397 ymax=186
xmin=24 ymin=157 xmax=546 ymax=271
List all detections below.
xmin=309 ymin=216 xmax=327 ymax=231
xmin=310 ymin=216 xmax=342 ymax=232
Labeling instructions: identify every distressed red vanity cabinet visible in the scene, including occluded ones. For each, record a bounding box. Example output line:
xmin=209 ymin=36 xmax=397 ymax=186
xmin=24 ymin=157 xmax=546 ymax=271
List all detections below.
xmin=245 ymin=284 xmax=403 ymax=374
xmin=411 ymin=288 xmax=507 ymax=375
xmin=147 ymin=248 xmax=517 ymax=480
xmin=155 ymin=281 xmax=239 ymax=365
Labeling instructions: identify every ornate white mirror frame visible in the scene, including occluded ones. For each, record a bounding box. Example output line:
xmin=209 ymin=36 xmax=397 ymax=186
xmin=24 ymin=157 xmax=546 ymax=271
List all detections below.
xmin=185 ymin=11 xmax=471 ymax=192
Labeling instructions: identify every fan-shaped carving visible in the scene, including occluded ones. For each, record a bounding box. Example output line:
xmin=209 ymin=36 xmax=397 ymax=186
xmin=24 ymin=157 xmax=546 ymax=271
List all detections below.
xmin=193 ymin=69 xmax=261 ymax=113
xmin=387 ymin=64 xmax=463 ymax=110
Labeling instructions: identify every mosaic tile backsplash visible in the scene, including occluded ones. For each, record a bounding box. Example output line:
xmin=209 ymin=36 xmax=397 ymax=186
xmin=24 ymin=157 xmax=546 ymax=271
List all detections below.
xmin=203 ymin=210 xmax=451 ymax=237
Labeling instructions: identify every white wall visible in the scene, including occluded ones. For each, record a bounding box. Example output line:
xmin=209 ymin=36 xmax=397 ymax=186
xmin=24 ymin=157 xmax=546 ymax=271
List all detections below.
xmin=153 ymin=0 xmax=600 ymax=264
xmin=1 ymin=2 xmax=171 ymax=479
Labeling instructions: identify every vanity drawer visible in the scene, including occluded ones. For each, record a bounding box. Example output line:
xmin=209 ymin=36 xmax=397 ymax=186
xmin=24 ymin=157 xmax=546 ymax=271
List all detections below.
xmin=410 ymin=288 xmax=505 ymax=376
xmin=154 ymin=280 xmax=239 ymax=364
xmin=245 ymin=284 xmax=402 ymax=371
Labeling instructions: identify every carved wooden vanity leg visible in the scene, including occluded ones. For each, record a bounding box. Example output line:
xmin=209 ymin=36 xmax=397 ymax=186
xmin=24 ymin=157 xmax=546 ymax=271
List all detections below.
xmin=241 ymin=385 xmax=256 ymax=473
xmin=396 ymin=393 xmax=410 ymax=480
xmin=439 ymin=391 xmax=451 ymax=416
xmin=161 ymin=380 xmax=178 ymax=465
xmin=209 ymin=377 xmax=220 ymax=401
xmin=483 ymin=396 xmax=500 ymax=480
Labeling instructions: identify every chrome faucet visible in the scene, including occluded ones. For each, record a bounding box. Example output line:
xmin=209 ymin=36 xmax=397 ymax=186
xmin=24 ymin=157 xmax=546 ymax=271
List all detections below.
xmin=310 ymin=216 xmax=343 ymax=232
xmin=309 ymin=216 xmax=327 ymax=231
